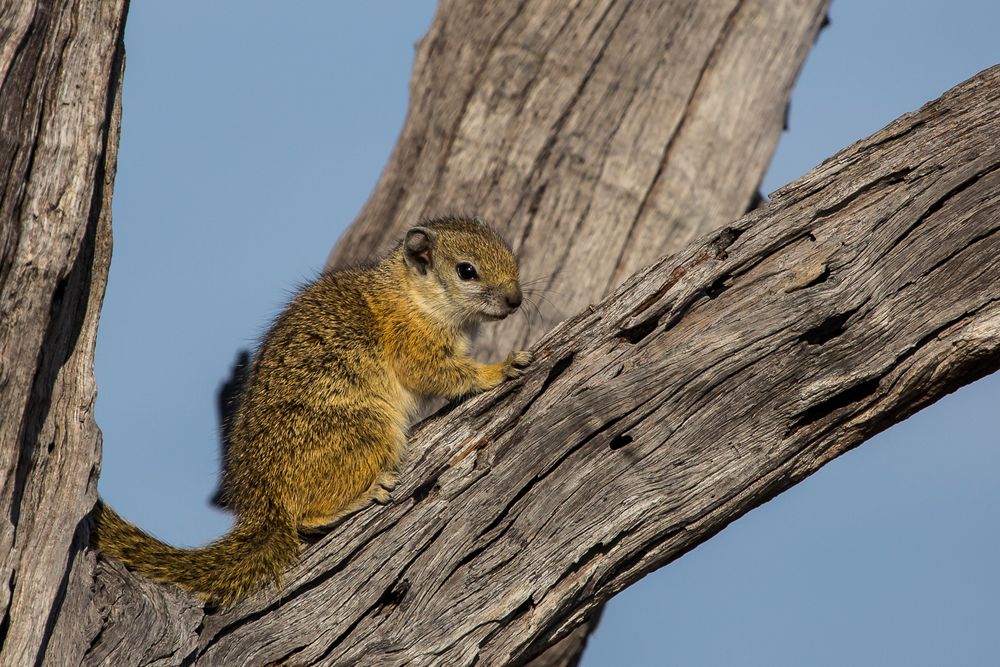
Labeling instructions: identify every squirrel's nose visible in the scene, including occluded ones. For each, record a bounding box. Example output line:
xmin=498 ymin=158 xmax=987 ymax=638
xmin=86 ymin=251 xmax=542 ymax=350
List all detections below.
xmin=505 ymin=285 xmax=523 ymax=310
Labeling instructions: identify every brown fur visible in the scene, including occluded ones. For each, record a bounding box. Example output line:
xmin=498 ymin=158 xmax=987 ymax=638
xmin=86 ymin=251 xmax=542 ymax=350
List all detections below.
xmin=93 ymin=217 xmax=532 ymax=606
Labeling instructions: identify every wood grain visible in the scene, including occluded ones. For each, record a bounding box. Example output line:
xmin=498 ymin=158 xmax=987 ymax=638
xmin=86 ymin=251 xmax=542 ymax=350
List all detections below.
xmin=319 ymin=3 xmax=828 ymax=662
xmin=83 ymin=65 xmax=1000 ymax=667
xmin=1 ymin=0 xmax=830 ymax=662
xmin=216 ymin=2 xmax=829 ymax=662
xmin=0 ymin=1 xmax=127 ymax=664
xmin=326 ymin=0 xmax=830 ymax=359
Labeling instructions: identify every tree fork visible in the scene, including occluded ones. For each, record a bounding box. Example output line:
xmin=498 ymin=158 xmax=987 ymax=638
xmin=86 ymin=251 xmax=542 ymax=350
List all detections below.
xmin=88 ymin=66 xmax=1000 ymax=665
xmin=221 ymin=2 xmax=831 ymax=662
xmin=7 ymin=1 xmax=999 ymax=666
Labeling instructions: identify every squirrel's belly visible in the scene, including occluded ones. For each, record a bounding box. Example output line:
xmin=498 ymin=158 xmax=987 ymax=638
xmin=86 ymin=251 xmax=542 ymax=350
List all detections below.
xmin=394 ymin=382 xmax=421 ymax=427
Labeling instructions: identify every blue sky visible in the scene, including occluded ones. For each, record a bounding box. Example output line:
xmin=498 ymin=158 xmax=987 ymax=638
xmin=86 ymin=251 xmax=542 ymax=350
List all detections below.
xmin=97 ymin=3 xmax=999 ymax=665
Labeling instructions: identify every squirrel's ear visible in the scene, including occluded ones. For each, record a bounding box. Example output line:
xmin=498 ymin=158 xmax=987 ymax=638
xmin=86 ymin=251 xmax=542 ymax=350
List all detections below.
xmin=404 ymin=226 xmax=435 ymax=275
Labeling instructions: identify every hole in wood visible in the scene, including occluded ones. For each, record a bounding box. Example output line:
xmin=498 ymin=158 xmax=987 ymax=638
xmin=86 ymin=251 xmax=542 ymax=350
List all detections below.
xmin=799 ymin=307 xmax=858 ymax=345
xmin=376 ymin=579 xmax=410 ymax=614
xmin=711 ymin=226 xmax=744 ymax=257
xmin=412 ymin=469 xmax=444 ymax=502
xmin=609 ymin=434 xmax=634 ymax=450
xmin=618 ymin=315 xmax=660 ymax=344
xmin=704 ymin=274 xmax=732 ymax=299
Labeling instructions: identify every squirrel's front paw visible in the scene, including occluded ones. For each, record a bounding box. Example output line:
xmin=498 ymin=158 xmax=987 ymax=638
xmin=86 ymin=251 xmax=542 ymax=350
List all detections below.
xmin=503 ymin=350 xmax=535 ymax=379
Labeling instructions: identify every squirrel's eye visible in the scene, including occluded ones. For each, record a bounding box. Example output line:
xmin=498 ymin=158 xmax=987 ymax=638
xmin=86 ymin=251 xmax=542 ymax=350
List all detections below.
xmin=456 ymin=262 xmax=479 ymax=281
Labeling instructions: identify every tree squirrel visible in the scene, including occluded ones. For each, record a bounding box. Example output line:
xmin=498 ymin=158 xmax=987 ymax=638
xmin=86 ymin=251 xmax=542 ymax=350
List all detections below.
xmin=94 ymin=216 xmax=533 ymax=606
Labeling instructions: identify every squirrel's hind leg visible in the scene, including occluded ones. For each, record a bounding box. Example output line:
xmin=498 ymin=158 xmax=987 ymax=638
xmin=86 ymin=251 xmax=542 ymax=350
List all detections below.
xmin=369 ymin=470 xmax=397 ymax=504
xmin=298 ymin=470 xmax=399 ymax=530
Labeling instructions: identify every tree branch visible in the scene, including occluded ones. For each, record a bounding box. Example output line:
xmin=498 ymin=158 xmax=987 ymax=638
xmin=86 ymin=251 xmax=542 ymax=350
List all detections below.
xmin=84 ymin=65 xmax=1000 ymax=666
xmin=321 ymin=3 xmax=829 ymax=663
xmin=213 ymin=4 xmax=830 ymax=662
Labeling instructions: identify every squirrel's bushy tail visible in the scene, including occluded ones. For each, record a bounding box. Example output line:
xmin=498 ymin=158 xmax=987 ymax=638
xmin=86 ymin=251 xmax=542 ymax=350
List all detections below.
xmin=93 ymin=499 xmax=298 ymax=607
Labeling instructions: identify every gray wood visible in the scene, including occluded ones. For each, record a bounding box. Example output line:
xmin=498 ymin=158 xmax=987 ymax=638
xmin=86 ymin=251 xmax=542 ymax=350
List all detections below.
xmin=0 ymin=1 xmax=127 ymax=665
xmin=327 ymin=0 xmax=830 ymax=358
xmin=81 ymin=65 xmax=1000 ymax=666
xmin=8 ymin=1 xmax=998 ymax=665
xmin=234 ymin=2 xmax=830 ymax=663
xmin=330 ymin=2 xmax=829 ymax=662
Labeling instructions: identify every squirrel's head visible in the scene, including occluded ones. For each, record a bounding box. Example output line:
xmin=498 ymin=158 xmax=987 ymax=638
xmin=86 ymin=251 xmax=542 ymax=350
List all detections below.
xmin=401 ymin=217 xmax=522 ymax=327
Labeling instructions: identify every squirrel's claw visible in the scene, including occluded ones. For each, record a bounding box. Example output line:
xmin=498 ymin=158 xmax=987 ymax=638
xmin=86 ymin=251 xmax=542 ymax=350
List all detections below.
xmin=503 ymin=350 xmax=535 ymax=379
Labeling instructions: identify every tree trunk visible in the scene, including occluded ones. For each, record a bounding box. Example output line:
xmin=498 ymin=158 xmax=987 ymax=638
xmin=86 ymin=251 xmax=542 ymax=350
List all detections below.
xmin=0 ymin=1 xmax=127 ymax=665
xmin=328 ymin=0 xmax=829 ymax=358
xmin=5 ymin=2 xmax=1000 ymax=667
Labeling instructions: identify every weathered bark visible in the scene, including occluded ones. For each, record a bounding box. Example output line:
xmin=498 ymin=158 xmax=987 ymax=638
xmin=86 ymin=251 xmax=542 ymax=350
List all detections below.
xmin=218 ymin=3 xmax=830 ymax=663
xmin=327 ymin=0 xmax=830 ymax=357
xmin=6 ymin=0 xmax=999 ymax=666
xmin=0 ymin=1 xmax=127 ymax=664
xmin=320 ymin=2 xmax=829 ymax=662
xmin=83 ymin=66 xmax=1000 ymax=665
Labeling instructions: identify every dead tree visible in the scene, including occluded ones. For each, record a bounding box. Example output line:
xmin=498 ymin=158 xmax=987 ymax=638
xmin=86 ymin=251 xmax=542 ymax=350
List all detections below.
xmin=3 ymin=1 xmax=999 ymax=666
xmin=0 ymin=1 xmax=127 ymax=664
xmin=322 ymin=3 xmax=829 ymax=660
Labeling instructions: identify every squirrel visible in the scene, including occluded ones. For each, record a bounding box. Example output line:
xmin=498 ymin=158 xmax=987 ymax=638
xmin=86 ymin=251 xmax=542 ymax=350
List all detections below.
xmin=93 ymin=216 xmax=533 ymax=607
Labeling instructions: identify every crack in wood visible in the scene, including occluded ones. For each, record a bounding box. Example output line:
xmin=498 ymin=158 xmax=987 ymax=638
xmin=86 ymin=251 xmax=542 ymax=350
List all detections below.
xmin=465 ymin=408 xmax=635 ymax=589
xmin=617 ymin=314 xmax=660 ymax=344
xmin=791 ymin=377 xmax=882 ymax=433
xmin=788 ymin=293 xmax=1000 ymax=441
xmin=308 ymin=522 xmax=448 ymax=665
xmin=440 ymin=517 xmax=520 ymax=597
xmin=191 ymin=516 xmax=404 ymax=659
xmin=891 ymin=161 xmax=1000 ymax=252
xmin=476 ymin=596 xmax=536 ymax=657
xmin=798 ymin=306 xmax=860 ymax=346
xmin=626 ymin=266 xmax=685 ymax=318
xmin=536 ymin=352 xmax=575 ymax=398
xmin=514 ymin=0 xmax=630 ymax=261
xmin=857 ymin=119 xmax=927 ymax=153
xmin=812 ymin=166 xmax=914 ymax=219
xmin=923 ymin=223 xmax=1000 ymax=279
xmin=424 ymin=0 xmax=530 ymax=219
xmin=603 ymin=0 xmax=747 ymax=296
xmin=654 ymin=336 xmax=798 ymax=446
xmin=616 ymin=226 xmax=751 ymax=340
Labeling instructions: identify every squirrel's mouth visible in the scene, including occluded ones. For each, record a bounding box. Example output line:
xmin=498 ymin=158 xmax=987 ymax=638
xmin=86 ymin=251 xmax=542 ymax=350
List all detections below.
xmin=479 ymin=294 xmax=520 ymax=321
xmin=480 ymin=305 xmax=517 ymax=320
